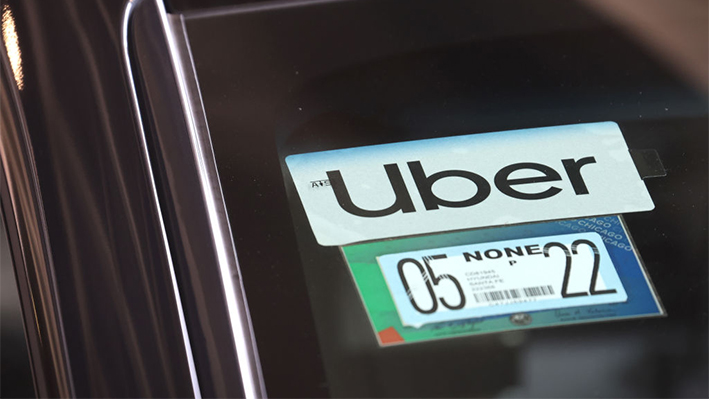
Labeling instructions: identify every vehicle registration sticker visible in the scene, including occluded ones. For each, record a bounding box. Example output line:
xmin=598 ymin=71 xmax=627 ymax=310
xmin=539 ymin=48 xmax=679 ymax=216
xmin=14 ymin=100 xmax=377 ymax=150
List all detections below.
xmin=342 ymin=215 xmax=663 ymax=346
xmin=378 ymin=232 xmax=626 ymax=328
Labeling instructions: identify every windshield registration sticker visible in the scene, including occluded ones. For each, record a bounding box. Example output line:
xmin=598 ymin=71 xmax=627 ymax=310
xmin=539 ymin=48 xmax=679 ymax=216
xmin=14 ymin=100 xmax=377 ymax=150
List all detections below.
xmin=378 ymin=232 xmax=626 ymax=328
xmin=342 ymin=215 xmax=663 ymax=346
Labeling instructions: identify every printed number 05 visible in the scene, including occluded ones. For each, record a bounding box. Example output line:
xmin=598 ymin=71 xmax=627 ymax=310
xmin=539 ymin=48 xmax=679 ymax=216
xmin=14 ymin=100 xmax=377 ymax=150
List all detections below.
xmin=397 ymin=255 xmax=466 ymax=314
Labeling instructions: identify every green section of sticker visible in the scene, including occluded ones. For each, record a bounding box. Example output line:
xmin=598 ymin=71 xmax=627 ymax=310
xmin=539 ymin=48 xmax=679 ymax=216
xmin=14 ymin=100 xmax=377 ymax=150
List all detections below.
xmin=342 ymin=216 xmax=663 ymax=346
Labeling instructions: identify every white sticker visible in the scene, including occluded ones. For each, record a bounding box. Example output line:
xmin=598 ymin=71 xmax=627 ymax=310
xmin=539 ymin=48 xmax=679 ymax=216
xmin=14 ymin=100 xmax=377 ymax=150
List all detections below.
xmin=286 ymin=122 xmax=653 ymax=246
xmin=377 ymin=232 xmax=627 ymax=327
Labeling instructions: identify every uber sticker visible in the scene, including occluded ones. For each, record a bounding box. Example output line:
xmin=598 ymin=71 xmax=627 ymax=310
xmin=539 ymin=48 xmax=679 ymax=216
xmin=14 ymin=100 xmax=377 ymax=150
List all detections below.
xmin=342 ymin=215 xmax=663 ymax=346
xmin=286 ymin=122 xmax=654 ymax=246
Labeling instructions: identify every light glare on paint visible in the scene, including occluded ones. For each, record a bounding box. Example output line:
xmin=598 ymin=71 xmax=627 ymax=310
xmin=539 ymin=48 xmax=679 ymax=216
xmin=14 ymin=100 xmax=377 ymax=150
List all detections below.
xmin=2 ymin=4 xmax=23 ymax=90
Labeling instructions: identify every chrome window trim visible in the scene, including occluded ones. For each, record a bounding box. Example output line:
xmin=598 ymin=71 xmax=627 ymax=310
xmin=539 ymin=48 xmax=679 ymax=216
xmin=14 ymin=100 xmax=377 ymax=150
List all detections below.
xmin=121 ymin=1 xmax=202 ymax=397
xmin=168 ymin=13 xmax=267 ymax=399
xmin=159 ymin=2 xmax=265 ymax=397
xmin=123 ymin=0 xmax=265 ymax=397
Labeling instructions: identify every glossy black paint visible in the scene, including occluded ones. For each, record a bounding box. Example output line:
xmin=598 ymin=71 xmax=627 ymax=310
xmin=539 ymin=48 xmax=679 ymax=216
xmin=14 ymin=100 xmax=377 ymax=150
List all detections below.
xmin=0 ymin=211 xmax=35 ymax=398
xmin=1 ymin=0 xmax=197 ymax=396
xmin=1 ymin=43 xmax=73 ymax=398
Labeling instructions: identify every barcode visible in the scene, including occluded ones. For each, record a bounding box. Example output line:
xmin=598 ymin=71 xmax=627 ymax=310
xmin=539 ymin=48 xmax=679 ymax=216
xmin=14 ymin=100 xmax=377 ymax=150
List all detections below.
xmin=473 ymin=285 xmax=555 ymax=303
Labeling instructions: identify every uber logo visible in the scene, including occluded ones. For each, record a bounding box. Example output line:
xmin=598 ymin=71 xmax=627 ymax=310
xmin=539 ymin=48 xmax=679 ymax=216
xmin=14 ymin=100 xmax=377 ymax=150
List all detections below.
xmin=286 ymin=122 xmax=654 ymax=246
xmin=327 ymin=158 xmax=596 ymax=218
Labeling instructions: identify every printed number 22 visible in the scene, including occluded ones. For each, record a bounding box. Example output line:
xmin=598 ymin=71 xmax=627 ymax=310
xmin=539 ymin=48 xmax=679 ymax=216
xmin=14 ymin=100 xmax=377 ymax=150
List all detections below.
xmin=397 ymin=255 xmax=466 ymax=314
xmin=543 ymin=240 xmax=618 ymax=298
